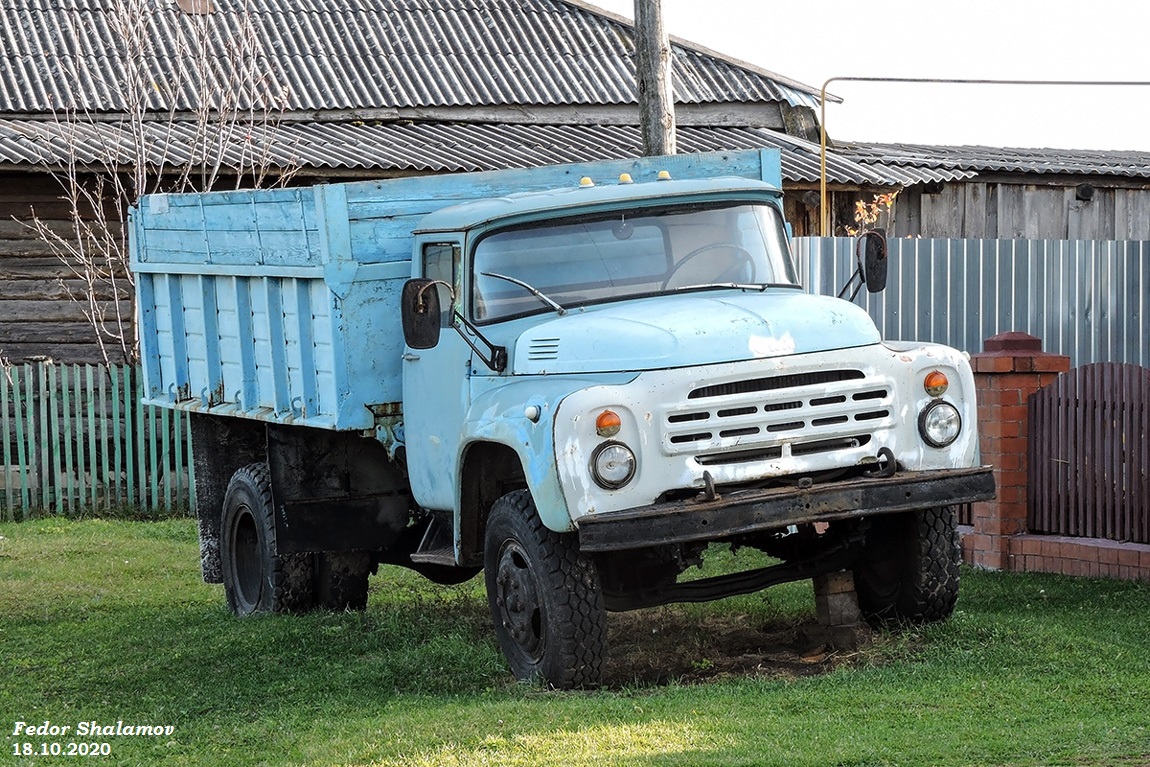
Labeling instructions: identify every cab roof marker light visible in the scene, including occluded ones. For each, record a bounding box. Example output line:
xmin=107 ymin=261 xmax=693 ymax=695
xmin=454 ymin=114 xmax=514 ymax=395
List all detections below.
xmin=579 ymin=176 xmax=595 ymax=188
xmin=657 ymin=170 xmax=672 ymax=181
xmin=618 ymin=173 xmax=633 ymax=184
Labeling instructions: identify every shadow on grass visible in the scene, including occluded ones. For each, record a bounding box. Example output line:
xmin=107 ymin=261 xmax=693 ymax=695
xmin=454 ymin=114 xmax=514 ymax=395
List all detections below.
xmin=3 ymin=576 xmax=846 ymax=722
xmin=605 ymin=607 xmax=844 ymax=688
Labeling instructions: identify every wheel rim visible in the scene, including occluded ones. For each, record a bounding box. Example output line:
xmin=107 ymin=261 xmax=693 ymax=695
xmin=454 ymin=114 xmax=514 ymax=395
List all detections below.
xmin=231 ymin=506 xmax=263 ymax=610
xmin=494 ymin=540 xmax=544 ymax=662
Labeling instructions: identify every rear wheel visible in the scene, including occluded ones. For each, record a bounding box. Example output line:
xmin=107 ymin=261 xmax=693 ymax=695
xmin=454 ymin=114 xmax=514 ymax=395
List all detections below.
xmin=484 ymin=490 xmax=606 ymax=688
xmin=220 ymin=463 xmax=313 ymax=615
xmin=852 ymin=506 xmax=960 ymax=625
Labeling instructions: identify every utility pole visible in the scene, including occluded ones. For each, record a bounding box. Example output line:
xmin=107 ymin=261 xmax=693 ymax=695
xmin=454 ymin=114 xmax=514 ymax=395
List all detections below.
xmin=633 ymin=0 xmax=675 ymax=156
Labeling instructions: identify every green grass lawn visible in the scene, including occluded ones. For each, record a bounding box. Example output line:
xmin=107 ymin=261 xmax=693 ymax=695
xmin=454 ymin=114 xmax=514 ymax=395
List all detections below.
xmin=1 ymin=517 xmax=1148 ymax=766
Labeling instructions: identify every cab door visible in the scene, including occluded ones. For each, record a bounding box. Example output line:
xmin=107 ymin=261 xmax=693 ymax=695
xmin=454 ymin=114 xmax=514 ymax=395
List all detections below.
xmin=402 ymin=240 xmax=471 ymax=511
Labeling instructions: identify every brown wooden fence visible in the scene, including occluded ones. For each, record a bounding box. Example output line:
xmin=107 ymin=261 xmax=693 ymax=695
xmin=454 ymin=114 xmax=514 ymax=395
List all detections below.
xmin=1028 ymin=363 xmax=1150 ymax=544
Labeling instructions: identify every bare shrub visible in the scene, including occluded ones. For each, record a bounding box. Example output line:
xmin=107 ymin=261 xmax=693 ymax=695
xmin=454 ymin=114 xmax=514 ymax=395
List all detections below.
xmin=24 ymin=0 xmax=298 ymax=365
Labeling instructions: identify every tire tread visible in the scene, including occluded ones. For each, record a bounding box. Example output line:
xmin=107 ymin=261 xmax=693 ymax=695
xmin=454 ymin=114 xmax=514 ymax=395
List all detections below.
xmin=485 ymin=489 xmax=605 ymax=688
xmin=223 ymin=463 xmax=313 ymax=614
xmin=854 ymin=506 xmax=959 ymax=626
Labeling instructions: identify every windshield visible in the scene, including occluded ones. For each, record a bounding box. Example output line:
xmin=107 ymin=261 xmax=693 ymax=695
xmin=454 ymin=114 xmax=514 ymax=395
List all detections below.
xmin=471 ymin=202 xmax=798 ymax=323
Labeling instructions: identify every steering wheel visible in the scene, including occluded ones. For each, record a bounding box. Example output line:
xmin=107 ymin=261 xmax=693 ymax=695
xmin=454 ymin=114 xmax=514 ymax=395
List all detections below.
xmin=663 ymin=243 xmax=755 ymax=289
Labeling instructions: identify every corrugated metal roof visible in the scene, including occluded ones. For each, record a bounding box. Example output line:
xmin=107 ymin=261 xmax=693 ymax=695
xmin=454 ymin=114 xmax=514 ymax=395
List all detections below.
xmin=0 ymin=117 xmax=969 ymax=186
xmin=0 ymin=0 xmax=822 ymax=114
xmin=841 ymin=141 xmax=1150 ymax=179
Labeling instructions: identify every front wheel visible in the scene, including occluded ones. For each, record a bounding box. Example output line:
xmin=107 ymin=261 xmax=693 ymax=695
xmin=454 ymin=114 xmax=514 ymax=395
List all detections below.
xmin=484 ymin=490 xmax=606 ymax=688
xmin=852 ymin=506 xmax=960 ymax=626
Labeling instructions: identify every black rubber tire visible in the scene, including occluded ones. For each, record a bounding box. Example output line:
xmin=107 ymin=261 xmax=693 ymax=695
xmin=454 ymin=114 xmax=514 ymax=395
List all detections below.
xmin=852 ymin=506 xmax=960 ymax=626
xmin=484 ymin=489 xmax=606 ymax=689
xmin=220 ymin=463 xmax=313 ymax=615
xmin=315 ymin=551 xmax=371 ymax=611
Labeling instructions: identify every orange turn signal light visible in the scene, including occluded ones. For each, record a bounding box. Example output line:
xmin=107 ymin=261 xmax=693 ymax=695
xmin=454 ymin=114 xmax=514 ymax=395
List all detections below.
xmin=595 ymin=410 xmax=622 ymax=437
xmin=924 ymin=370 xmax=949 ymax=397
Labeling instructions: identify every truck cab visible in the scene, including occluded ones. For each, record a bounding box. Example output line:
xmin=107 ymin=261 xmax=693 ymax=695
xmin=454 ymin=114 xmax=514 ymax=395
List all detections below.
xmin=398 ymin=172 xmax=993 ymax=687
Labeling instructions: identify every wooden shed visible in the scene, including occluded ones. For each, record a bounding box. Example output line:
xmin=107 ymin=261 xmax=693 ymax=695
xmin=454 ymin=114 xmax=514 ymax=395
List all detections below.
xmin=840 ymin=142 xmax=1150 ymax=240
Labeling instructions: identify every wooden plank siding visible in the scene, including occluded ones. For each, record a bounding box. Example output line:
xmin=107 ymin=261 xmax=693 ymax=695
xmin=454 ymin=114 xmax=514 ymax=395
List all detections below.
xmin=892 ymin=180 xmax=1150 ymax=240
xmin=0 ymin=172 xmax=131 ymax=364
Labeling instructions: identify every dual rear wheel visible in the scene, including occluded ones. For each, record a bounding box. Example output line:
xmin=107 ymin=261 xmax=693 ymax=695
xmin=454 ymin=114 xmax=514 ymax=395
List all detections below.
xmin=220 ymin=463 xmax=370 ymax=615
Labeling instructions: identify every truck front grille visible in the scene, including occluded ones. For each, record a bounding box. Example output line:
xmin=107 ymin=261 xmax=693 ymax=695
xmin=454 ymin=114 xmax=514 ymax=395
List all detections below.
xmin=661 ymin=368 xmax=891 ymax=469
xmin=688 ymin=369 xmax=865 ymax=399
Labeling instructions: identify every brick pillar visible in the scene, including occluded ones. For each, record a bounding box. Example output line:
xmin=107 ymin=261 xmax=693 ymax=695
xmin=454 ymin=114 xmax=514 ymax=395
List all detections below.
xmin=966 ymin=332 xmax=1070 ymax=570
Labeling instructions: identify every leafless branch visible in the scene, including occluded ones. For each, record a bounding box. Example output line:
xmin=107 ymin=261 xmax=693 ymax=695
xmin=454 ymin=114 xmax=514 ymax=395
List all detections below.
xmin=24 ymin=0 xmax=297 ymax=365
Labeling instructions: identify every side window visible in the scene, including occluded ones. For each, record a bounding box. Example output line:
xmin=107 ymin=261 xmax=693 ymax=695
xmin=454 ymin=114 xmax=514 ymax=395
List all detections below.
xmin=422 ymin=242 xmax=457 ymax=283
xmin=422 ymin=242 xmax=459 ymax=326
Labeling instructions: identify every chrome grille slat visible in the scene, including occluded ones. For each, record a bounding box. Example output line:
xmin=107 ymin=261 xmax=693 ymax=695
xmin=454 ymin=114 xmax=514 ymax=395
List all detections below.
xmin=661 ymin=367 xmax=893 ymax=467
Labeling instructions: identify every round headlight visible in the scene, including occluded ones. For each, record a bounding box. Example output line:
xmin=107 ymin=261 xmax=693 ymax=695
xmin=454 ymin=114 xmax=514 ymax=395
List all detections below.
xmin=919 ymin=401 xmax=962 ymax=448
xmin=590 ymin=441 xmax=636 ymax=489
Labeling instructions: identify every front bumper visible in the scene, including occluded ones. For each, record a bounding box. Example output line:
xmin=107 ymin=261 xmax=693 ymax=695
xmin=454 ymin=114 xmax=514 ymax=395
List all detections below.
xmin=576 ymin=466 xmax=996 ymax=553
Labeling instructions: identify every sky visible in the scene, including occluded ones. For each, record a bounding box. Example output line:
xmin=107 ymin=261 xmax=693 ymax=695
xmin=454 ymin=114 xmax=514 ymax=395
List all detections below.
xmin=588 ymin=0 xmax=1150 ymax=152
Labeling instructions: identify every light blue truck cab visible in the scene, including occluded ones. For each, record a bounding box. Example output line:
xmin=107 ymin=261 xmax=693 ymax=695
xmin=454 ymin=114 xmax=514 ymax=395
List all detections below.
xmin=130 ymin=149 xmax=995 ymax=688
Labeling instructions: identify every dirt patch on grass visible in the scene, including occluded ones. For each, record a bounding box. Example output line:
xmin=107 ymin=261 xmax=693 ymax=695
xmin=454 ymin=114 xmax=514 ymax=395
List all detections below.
xmin=604 ymin=607 xmax=871 ymax=687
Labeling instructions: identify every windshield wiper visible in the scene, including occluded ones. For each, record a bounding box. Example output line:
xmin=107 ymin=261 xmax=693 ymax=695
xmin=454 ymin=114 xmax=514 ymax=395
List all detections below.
xmin=480 ymin=272 xmax=567 ymax=316
xmin=674 ymin=282 xmax=796 ymax=293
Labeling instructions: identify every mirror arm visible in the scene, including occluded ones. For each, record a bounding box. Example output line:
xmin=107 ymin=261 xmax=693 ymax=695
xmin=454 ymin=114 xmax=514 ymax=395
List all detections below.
xmin=415 ymin=279 xmax=454 ymax=310
xmin=836 ymin=266 xmax=865 ymax=302
xmin=846 ymin=279 xmax=864 ymax=302
xmin=450 ymin=311 xmax=508 ymax=372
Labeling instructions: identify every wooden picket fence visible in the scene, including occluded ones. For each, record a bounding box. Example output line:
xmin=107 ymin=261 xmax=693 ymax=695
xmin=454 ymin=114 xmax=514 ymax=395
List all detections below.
xmin=1 ymin=362 xmax=194 ymax=520
xmin=1029 ymin=362 xmax=1150 ymax=544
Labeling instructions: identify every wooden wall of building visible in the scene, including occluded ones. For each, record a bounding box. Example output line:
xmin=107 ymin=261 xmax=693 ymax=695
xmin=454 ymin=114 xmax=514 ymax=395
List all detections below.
xmin=889 ymin=179 xmax=1150 ymax=240
xmin=0 ymin=172 xmax=131 ymax=364
xmin=783 ymin=188 xmax=883 ymax=238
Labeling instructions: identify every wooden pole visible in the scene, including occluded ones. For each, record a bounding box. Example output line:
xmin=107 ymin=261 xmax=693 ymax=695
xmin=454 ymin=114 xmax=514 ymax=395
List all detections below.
xmin=633 ymin=0 xmax=675 ymax=156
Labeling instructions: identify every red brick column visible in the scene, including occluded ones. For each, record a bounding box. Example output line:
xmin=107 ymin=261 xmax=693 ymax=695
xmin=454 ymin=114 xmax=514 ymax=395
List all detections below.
xmin=965 ymin=332 xmax=1070 ymax=570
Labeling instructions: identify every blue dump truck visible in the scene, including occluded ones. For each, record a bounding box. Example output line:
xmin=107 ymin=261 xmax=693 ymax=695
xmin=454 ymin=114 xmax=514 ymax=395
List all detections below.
xmin=131 ymin=149 xmax=995 ymax=688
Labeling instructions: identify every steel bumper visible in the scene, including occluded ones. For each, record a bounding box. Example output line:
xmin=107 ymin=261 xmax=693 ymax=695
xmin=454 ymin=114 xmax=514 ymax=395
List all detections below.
xmin=576 ymin=466 xmax=996 ymax=553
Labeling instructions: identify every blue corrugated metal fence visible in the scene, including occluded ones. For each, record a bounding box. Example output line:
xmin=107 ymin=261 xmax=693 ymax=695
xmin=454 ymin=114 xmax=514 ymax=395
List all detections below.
xmin=794 ymin=237 xmax=1150 ymax=366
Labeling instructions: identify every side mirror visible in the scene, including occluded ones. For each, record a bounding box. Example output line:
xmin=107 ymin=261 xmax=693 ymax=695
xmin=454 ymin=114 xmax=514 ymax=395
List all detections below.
xmin=401 ymin=279 xmax=442 ymax=350
xmin=857 ymin=229 xmax=888 ymax=293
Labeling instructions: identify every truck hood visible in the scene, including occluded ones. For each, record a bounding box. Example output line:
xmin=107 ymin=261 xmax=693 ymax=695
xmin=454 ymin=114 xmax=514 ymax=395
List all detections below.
xmin=511 ymin=290 xmax=881 ymax=374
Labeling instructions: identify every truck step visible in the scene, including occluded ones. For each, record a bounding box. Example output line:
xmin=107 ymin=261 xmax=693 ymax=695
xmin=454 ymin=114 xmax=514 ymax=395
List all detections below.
xmin=410 ymin=547 xmax=456 ymax=566
xmin=410 ymin=516 xmax=455 ymax=566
